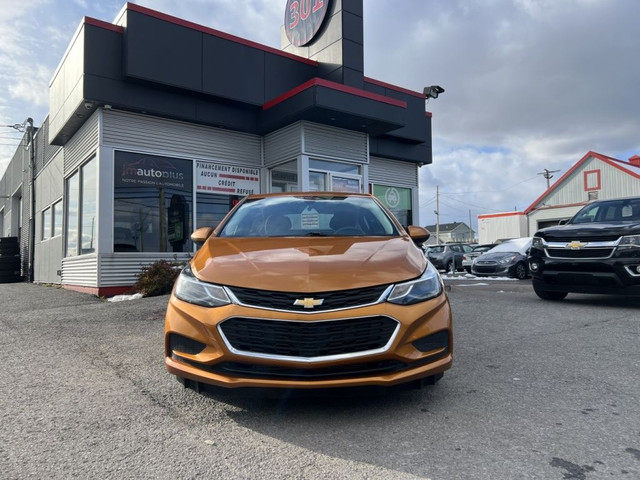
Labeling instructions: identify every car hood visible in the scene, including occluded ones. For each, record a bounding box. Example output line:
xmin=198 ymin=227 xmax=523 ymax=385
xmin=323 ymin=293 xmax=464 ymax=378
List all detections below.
xmin=537 ymin=222 xmax=640 ymax=240
xmin=191 ymin=236 xmax=427 ymax=292
xmin=476 ymin=252 xmax=521 ymax=262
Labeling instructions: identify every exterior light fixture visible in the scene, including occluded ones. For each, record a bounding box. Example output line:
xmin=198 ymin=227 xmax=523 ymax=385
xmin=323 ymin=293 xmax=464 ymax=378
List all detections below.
xmin=423 ymin=85 xmax=445 ymax=99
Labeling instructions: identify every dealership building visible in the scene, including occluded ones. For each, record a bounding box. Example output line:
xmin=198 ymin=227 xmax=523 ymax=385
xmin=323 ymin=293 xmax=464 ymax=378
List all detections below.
xmin=0 ymin=1 xmax=435 ymax=295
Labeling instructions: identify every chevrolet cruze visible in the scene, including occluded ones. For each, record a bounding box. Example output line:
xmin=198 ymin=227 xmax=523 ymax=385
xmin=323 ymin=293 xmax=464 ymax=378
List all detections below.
xmin=165 ymin=192 xmax=452 ymax=391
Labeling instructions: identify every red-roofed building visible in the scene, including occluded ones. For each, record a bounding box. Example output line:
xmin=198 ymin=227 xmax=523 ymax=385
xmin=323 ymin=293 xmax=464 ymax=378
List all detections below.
xmin=524 ymin=151 xmax=640 ymax=234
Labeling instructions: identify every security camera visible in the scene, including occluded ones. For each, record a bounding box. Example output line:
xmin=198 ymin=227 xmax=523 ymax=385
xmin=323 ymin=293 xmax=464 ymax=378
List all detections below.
xmin=84 ymin=102 xmax=93 ymax=110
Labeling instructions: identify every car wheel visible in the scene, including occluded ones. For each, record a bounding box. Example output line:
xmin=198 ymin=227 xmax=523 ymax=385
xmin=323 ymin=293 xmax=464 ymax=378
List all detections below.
xmin=533 ymin=282 xmax=568 ymax=301
xmin=465 ymin=267 xmax=471 ymax=273
xmin=514 ymin=262 xmax=528 ymax=280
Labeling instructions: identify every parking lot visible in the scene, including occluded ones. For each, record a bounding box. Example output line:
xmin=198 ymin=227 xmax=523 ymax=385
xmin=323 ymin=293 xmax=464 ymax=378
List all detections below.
xmin=1 ymin=280 xmax=639 ymax=479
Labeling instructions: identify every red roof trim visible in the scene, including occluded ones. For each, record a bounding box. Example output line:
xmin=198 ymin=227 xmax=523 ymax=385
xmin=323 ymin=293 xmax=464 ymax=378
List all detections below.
xmin=524 ymin=151 xmax=640 ymax=214
xmin=263 ymin=78 xmax=408 ymax=110
xmin=425 ymin=111 xmax=433 ymax=118
xmin=125 ymin=3 xmax=318 ymax=66
xmin=363 ymin=77 xmax=425 ymax=99
xmin=478 ymin=212 xmax=525 ymax=219
xmin=84 ymin=16 xmax=124 ymax=33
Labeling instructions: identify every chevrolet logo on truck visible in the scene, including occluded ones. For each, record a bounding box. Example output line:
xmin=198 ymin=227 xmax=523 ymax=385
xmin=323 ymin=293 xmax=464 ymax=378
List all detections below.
xmin=566 ymin=241 xmax=588 ymax=250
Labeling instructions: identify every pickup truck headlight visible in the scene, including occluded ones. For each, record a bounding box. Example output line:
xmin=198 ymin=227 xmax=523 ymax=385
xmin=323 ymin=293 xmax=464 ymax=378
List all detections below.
xmin=387 ymin=262 xmax=443 ymax=305
xmin=174 ymin=266 xmax=230 ymax=307
xmin=532 ymin=237 xmax=544 ymax=248
xmin=619 ymin=235 xmax=640 ymax=249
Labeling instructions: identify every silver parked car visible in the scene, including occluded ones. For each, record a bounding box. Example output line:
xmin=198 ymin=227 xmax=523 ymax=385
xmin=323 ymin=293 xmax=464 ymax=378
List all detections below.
xmin=461 ymin=243 xmax=497 ymax=273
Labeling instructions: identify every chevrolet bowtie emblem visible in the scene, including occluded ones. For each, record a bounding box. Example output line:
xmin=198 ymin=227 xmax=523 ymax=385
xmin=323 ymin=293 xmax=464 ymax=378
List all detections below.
xmin=566 ymin=240 xmax=587 ymax=250
xmin=293 ymin=297 xmax=324 ymax=309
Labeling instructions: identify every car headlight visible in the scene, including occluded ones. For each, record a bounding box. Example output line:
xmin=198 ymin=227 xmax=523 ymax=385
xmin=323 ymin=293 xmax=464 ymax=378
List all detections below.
xmin=387 ymin=262 xmax=443 ymax=305
xmin=174 ymin=266 xmax=230 ymax=307
xmin=619 ymin=235 xmax=640 ymax=249
xmin=532 ymin=237 xmax=544 ymax=248
xmin=499 ymin=255 xmax=517 ymax=264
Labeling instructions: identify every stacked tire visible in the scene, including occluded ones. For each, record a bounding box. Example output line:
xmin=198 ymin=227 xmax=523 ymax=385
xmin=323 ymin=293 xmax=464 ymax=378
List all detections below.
xmin=0 ymin=237 xmax=22 ymax=283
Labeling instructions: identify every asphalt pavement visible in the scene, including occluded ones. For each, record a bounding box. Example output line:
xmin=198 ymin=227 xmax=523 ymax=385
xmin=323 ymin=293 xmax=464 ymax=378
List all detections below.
xmin=1 ymin=281 xmax=639 ymax=479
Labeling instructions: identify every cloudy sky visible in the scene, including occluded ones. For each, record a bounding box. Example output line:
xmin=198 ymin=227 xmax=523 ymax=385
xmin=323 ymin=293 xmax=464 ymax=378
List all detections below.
xmin=1 ymin=0 xmax=638 ymax=230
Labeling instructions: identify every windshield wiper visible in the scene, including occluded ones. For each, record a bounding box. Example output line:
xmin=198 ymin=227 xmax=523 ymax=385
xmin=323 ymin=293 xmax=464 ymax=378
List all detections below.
xmin=305 ymin=231 xmax=328 ymax=236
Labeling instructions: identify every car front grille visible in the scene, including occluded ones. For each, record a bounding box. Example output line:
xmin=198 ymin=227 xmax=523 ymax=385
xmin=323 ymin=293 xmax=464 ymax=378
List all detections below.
xmin=227 ymin=285 xmax=389 ymax=311
xmin=545 ymin=248 xmax=615 ymax=259
xmin=219 ymin=316 xmax=398 ymax=359
xmin=473 ymin=265 xmax=499 ymax=274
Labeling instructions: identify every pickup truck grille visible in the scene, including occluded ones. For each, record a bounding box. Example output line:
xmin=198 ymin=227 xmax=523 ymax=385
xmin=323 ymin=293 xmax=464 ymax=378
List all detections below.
xmin=545 ymin=248 xmax=614 ymax=259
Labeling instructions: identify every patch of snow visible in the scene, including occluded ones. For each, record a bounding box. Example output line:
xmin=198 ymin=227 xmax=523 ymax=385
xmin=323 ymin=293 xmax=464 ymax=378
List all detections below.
xmin=108 ymin=293 xmax=144 ymax=302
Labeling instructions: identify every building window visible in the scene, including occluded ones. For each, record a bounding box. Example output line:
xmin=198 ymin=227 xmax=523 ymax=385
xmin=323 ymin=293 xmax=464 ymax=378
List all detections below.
xmin=53 ymin=200 xmax=63 ymax=237
xmin=42 ymin=207 xmax=51 ymax=240
xmin=114 ymin=151 xmax=193 ymax=253
xmin=65 ymin=158 xmax=96 ymax=256
xmin=65 ymin=172 xmax=80 ymax=256
xmin=309 ymin=159 xmax=361 ymax=193
xmin=371 ymin=184 xmax=413 ymax=228
xmin=196 ymin=193 xmax=236 ymax=229
xmin=270 ymin=160 xmax=298 ymax=192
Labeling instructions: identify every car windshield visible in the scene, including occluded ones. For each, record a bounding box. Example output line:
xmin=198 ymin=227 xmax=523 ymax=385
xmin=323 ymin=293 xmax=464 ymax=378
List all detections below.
xmin=487 ymin=238 xmax=531 ymax=254
xmin=218 ymin=195 xmax=400 ymax=237
xmin=570 ymin=198 xmax=640 ymax=224
xmin=472 ymin=245 xmax=494 ymax=253
xmin=428 ymin=246 xmax=445 ymax=253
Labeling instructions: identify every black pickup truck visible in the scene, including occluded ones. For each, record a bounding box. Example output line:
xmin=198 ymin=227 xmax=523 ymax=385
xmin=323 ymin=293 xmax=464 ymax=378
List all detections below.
xmin=528 ymin=196 xmax=640 ymax=300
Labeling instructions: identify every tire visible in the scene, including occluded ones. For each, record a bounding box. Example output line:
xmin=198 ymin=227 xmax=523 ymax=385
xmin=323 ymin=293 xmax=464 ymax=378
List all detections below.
xmin=0 ymin=237 xmax=18 ymax=245
xmin=0 ymin=257 xmax=21 ymax=269
xmin=0 ymin=275 xmax=21 ymax=284
xmin=0 ymin=245 xmax=20 ymax=255
xmin=533 ymin=282 xmax=568 ymax=301
xmin=465 ymin=267 xmax=471 ymax=274
xmin=514 ymin=262 xmax=528 ymax=280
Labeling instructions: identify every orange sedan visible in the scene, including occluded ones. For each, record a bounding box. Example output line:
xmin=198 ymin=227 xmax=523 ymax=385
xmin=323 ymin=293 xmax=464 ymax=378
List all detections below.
xmin=165 ymin=192 xmax=452 ymax=391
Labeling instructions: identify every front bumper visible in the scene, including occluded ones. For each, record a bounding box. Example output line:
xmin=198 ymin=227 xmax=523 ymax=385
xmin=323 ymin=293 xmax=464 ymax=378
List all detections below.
xmin=528 ymin=247 xmax=640 ymax=295
xmin=471 ymin=263 xmax=516 ymax=277
xmin=164 ymin=293 xmax=453 ymax=389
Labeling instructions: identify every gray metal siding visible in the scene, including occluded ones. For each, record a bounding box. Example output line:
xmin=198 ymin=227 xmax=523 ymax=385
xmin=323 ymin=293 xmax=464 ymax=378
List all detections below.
xmin=34 ymin=237 xmax=63 ymax=284
xmin=543 ymin=156 xmax=640 ymax=207
xmin=303 ymin=123 xmax=368 ymax=163
xmin=99 ymin=253 xmax=191 ymax=287
xmin=264 ymin=123 xmax=302 ymax=167
xmin=102 ymin=109 xmax=261 ymax=165
xmin=369 ymin=157 xmax=419 ymax=187
xmin=61 ymin=255 xmax=98 ymax=287
xmin=64 ymin=110 xmax=99 ymax=174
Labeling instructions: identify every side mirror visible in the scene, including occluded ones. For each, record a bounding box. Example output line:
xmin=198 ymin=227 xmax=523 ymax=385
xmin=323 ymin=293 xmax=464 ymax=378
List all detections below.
xmin=407 ymin=226 xmax=430 ymax=246
xmin=190 ymin=227 xmax=213 ymax=246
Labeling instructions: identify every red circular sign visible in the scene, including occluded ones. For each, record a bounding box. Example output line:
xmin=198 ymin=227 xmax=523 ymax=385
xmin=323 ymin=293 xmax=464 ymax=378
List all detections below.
xmin=284 ymin=0 xmax=331 ymax=47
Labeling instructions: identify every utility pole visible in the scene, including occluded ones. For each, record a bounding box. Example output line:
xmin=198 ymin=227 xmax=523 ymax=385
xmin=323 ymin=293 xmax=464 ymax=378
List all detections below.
xmin=537 ymin=168 xmax=560 ymax=189
xmin=434 ymin=185 xmax=440 ymax=244
xmin=468 ymin=209 xmax=474 ymax=242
